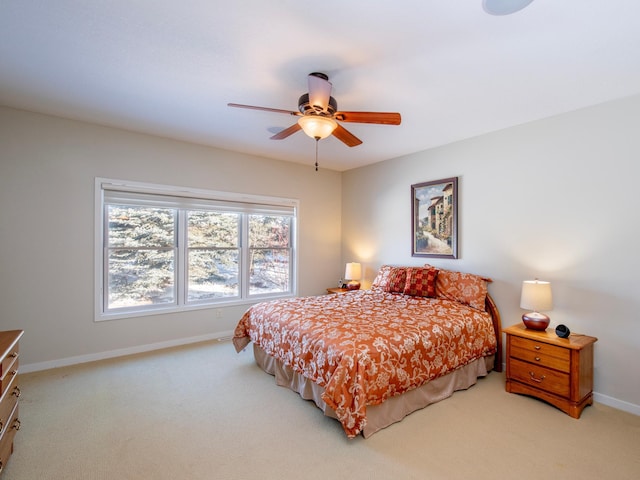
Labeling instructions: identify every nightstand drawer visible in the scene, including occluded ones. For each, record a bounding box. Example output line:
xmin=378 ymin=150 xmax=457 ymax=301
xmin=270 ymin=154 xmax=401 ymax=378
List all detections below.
xmin=510 ymin=336 xmax=570 ymax=371
xmin=509 ymin=358 xmax=570 ymax=397
xmin=510 ymin=345 xmax=570 ymax=372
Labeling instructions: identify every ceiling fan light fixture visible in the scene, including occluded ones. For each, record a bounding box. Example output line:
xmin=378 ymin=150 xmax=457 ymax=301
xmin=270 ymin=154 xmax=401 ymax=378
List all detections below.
xmin=297 ymin=115 xmax=337 ymax=140
xmin=482 ymin=0 xmax=534 ymax=15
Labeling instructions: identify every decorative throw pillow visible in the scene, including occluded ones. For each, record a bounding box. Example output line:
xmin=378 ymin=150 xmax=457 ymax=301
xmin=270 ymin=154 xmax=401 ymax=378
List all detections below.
xmin=370 ymin=265 xmax=394 ymax=291
xmin=403 ymin=267 xmax=439 ymax=297
xmin=435 ymin=269 xmax=491 ymax=311
xmin=385 ymin=267 xmax=408 ymax=294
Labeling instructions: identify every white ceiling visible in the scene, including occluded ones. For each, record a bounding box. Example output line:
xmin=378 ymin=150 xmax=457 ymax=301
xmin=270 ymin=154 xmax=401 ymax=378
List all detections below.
xmin=1 ymin=1 xmax=639 ymax=171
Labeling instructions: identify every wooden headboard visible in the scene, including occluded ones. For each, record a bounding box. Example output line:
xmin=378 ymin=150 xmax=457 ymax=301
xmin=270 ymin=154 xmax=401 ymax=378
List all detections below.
xmin=485 ymin=293 xmax=503 ymax=372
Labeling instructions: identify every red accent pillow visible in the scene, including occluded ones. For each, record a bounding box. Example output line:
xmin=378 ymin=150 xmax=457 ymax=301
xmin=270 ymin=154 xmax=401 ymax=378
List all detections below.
xmin=403 ymin=267 xmax=439 ymax=297
xmin=385 ymin=267 xmax=407 ymax=293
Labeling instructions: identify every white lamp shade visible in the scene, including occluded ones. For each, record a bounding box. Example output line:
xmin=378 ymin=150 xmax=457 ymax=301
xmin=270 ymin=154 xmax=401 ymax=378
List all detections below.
xmin=344 ymin=262 xmax=362 ymax=281
xmin=520 ymin=280 xmax=553 ymax=312
xmin=298 ymin=115 xmax=337 ymax=139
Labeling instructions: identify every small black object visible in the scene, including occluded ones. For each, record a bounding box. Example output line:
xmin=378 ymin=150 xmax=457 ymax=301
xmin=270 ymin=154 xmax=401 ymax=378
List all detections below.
xmin=555 ymin=324 xmax=571 ymax=338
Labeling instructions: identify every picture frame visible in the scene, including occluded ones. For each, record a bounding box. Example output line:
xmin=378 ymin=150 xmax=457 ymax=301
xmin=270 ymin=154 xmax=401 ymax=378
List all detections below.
xmin=411 ymin=177 xmax=458 ymax=258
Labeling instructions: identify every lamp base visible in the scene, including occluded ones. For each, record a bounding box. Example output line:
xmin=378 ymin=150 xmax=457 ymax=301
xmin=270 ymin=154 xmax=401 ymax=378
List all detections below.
xmin=346 ymin=281 xmax=360 ymax=291
xmin=522 ymin=312 xmax=550 ymax=330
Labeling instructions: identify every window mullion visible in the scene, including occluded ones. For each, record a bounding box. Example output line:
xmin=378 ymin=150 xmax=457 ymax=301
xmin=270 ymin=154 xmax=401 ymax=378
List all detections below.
xmin=177 ymin=209 xmax=187 ymax=306
xmin=240 ymin=214 xmax=249 ymax=299
xmin=102 ymin=203 xmax=110 ymax=314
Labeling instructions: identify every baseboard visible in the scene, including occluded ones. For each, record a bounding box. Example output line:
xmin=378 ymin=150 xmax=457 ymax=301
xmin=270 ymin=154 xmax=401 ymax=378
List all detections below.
xmin=20 ymin=330 xmax=235 ymax=374
xmin=593 ymin=392 xmax=640 ymax=416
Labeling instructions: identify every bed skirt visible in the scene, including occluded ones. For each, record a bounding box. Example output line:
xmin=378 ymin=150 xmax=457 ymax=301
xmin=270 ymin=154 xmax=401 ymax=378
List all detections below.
xmin=253 ymin=344 xmax=495 ymax=438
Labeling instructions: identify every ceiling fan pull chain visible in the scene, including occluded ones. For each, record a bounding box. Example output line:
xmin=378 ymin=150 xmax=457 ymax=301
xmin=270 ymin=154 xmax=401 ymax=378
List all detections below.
xmin=315 ymin=137 xmax=319 ymax=171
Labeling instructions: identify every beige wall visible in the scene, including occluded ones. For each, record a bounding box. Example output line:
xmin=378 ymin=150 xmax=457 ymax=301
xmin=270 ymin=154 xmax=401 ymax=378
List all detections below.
xmin=0 ymin=107 xmax=342 ymax=368
xmin=342 ymin=95 xmax=640 ymax=414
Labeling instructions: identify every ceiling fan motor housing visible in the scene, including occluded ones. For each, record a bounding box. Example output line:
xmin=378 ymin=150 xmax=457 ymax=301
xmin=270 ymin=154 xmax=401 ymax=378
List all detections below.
xmin=298 ymin=93 xmax=338 ymax=115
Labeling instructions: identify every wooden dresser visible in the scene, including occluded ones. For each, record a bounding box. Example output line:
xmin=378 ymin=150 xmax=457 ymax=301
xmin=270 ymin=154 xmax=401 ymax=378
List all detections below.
xmin=0 ymin=330 xmax=23 ymax=475
xmin=504 ymin=323 xmax=597 ymax=418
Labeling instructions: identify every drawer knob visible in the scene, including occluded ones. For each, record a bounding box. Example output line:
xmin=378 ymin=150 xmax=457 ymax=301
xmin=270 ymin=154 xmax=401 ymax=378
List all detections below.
xmin=10 ymin=370 xmax=17 ymax=376
xmin=12 ymin=418 xmax=21 ymax=431
xmin=535 ymin=356 xmax=541 ymax=361
xmin=13 ymin=386 xmax=21 ymax=398
xmin=10 ymin=351 xmax=18 ymax=358
xmin=0 ymin=419 xmax=4 ymax=434
xmin=534 ymin=345 xmax=541 ymax=351
xmin=529 ymin=371 xmax=546 ymax=383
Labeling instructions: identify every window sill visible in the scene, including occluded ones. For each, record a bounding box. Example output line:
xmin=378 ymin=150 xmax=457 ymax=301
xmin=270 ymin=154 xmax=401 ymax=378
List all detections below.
xmin=95 ymin=293 xmax=295 ymax=322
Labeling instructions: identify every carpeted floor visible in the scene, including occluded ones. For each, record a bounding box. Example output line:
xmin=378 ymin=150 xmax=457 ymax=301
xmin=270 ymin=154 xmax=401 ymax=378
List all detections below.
xmin=5 ymin=340 xmax=640 ymax=479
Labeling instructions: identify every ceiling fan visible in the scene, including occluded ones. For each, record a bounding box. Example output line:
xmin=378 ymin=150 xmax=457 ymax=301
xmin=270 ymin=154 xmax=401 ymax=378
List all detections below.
xmin=228 ymin=72 xmax=401 ymax=148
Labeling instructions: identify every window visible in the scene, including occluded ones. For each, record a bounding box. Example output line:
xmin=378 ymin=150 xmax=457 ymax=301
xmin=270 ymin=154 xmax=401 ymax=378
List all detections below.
xmin=95 ymin=179 xmax=297 ymax=320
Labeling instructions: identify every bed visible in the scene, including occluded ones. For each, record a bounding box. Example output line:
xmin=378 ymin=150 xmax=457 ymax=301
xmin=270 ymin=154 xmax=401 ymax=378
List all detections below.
xmin=233 ymin=265 xmax=502 ymax=438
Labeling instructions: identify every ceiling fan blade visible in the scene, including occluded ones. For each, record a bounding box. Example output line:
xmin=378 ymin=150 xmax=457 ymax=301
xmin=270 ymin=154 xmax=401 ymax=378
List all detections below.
xmin=270 ymin=123 xmax=302 ymax=140
xmin=307 ymin=72 xmax=332 ymax=113
xmin=332 ymin=124 xmax=362 ymax=147
xmin=335 ymin=111 xmax=401 ymax=125
xmin=228 ymin=103 xmax=299 ymax=116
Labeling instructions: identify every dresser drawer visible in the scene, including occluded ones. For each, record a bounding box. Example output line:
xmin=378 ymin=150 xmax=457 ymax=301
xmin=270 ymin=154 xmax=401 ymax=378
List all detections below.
xmin=0 ymin=380 xmax=19 ymax=440
xmin=0 ymin=343 xmax=18 ymax=378
xmin=0 ymin=403 xmax=19 ymax=474
xmin=510 ymin=336 xmax=570 ymax=372
xmin=509 ymin=358 xmax=570 ymax=397
xmin=0 ymin=360 xmax=18 ymax=398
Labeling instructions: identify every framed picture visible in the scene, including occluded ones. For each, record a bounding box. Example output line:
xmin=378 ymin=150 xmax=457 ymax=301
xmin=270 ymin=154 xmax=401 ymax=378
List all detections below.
xmin=411 ymin=177 xmax=458 ymax=258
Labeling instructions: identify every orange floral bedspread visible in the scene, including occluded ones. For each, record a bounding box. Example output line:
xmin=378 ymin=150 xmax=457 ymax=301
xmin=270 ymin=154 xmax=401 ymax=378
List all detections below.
xmin=233 ymin=290 xmax=497 ymax=438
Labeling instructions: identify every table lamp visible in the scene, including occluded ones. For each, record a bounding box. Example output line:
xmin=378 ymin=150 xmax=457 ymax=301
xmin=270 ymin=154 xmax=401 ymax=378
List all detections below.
xmin=520 ymin=279 xmax=553 ymax=330
xmin=344 ymin=262 xmax=362 ymax=290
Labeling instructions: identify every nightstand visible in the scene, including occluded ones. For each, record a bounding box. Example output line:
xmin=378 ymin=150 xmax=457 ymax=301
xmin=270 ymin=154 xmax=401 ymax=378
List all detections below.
xmin=503 ymin=323 xmax=597 ymax=418
xmin=326 ymin=288 xmax=350 ymax=294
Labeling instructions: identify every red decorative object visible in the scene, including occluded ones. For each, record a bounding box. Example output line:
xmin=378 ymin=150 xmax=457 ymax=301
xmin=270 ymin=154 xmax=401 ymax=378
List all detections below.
xmin=522 ymin=312 xmax=550 ymax=330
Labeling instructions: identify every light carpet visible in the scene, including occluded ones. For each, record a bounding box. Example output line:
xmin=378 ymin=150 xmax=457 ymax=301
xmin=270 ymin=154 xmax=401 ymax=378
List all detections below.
xmin=4 ymin=340 xmax=640 ymax=479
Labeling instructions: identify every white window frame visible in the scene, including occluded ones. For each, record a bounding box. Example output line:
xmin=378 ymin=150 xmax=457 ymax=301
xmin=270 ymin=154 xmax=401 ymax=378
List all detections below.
xmin=95 ymin=178 xmax=298 ymax=321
